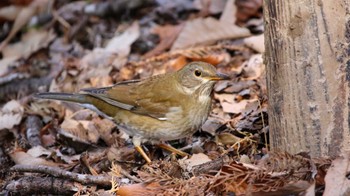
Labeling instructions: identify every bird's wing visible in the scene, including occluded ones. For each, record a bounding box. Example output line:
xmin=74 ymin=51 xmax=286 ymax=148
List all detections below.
xmin=81 ymin=79 xmax=140 ymax=111
xmin=81 ymin=75 xmax=183 ymax=120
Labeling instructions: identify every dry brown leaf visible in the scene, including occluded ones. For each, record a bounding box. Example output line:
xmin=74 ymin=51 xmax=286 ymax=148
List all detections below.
xmin=201 ymin=117 xmax=224 ymax=135
xmin=171 ymin=17 xmax=250 ymax=50
xmin=194 ymin=0 xmax=230 ymax=19
xmin=60 ymin=119 xmax=99 ymax=144
xmin=93 ymin=118 xmax=116 ymax=146
xmin=324 ymin=154 xmax=350 ymax=195
xmin=216 ymin=132 xmax=242 ymax=145
xmin=0 ymin=0 xmax=50 ymax=50
xmin=179 ymin=153 xmax=211 ymax=171
xmin=0 ymin=100 xmax=24 ymax=130
xmin=236 ymin=0 xmax=263 ymax=24
xmin=79 ymin=120 xmax=100 ymax=143
xmin=107 ymin=145 xmax=135 ymax=163
xmin=242 ymin=54 xmax=264 ymax=79
xmin=209 ymin=0 xmax=227 ymax=14
xmin=304 ymin=181 xmax=316 ymax=196
xmin=143 ymin=24 xmax=184 ymax=58
xmin=58 ymin=109 xmax=115 ymax=148
xmin=243 ymin=34 xmax=264 ymax=53
xmin=0 ymin=29 xmax=56 ymax=76
xmin=78 ymin=22 xmax=140 ymax=87
xmin=26 ymin=146 xmax=52 ymax=158
xmin=2 ymin=29 xmax=55 ymax=58
xmin=239 ymin=154 xmax=251 ymax=164
xmin=219 ymin=0 xmax=236 ymax=24
xmin=60 ymin=118 xmax=88 ymax=139
xmin=118 ymin=182 xmax=162 ymax=196
xmin=79 ymin=48 xmax=115 ymax=85
xmin=193 ymin=0 xmax=210 ymax=15
xmin=105 ymin=21 xmax=140 ymax=57
xmin=28 ymin=100 xmax=65 ymax=123
xmin=0 ymin=5 xmax=23 ymax=21
xmin=9 ymin=150 xmax=58 ymax=166
xmin=241 ymin=100 xmax=259 ymax=115
xmin=172 ymin=0 xmax=249 ymax=50
xmin=90 ymin=76 xmax=113 ymax=88
xmin=214 ymin=94 xmax=238 ymax=113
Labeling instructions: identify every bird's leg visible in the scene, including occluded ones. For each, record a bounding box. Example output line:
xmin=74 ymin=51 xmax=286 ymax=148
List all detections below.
xmin=135 ymin=146 xmax=151 ymax=164
xmin=158 ymin=143 xmax=189 ymax=157
xmin=133 ymin=137 xmax=151 ymax=164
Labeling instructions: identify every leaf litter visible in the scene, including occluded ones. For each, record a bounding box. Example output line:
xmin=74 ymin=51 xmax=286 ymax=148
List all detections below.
xmin=0 ymin=0 xmax=338 ymax=195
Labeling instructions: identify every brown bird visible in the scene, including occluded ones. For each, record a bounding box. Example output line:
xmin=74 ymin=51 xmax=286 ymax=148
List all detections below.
xmin=36 ymin=61 xmax=230 ymax=163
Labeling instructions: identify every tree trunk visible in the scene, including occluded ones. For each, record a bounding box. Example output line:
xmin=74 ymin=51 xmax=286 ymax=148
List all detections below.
xmin=264 ymin=0 xmax=350 ymax=157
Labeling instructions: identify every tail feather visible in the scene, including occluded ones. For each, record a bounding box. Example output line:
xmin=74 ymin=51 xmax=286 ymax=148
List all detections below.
xmin=35 ymin=92 xmax=88 ymax=104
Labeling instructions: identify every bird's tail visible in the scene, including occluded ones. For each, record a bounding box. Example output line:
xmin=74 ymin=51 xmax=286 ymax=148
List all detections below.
xmin=34 ymin=92 xmax=89 ymax=104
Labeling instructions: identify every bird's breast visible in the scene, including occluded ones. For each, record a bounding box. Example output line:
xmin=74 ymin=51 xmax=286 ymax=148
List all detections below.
xmin=163 ymin=97 xmax=211 ymax=138
xmin=110 ymin=96 xmax=212 ymax=142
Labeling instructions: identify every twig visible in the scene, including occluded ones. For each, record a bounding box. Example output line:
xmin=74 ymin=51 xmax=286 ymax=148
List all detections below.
xmin=4 ymin=176 xmax=79 ymax=195
xmin=11 ymin=164 xmax=112 ymax=186
xmin=120 ymin=168 xmax=143 ymax=183
xmin=192 ymin=156 xmax=228 ymax=176
xmin=26 ymin=115 xmax=43 ymax=147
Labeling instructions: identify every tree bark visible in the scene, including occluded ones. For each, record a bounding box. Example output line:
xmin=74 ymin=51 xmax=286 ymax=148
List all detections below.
xmin=264 ymin=0 xmax=350 ymax=157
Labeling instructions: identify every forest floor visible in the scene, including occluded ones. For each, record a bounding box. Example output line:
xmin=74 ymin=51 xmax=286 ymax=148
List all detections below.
xmin=0 ymin=0 xmax=342 ymax=195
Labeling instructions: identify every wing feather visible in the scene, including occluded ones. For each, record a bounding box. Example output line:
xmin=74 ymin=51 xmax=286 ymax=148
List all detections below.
xmin=80 ymin=73 xmax=184 ymax=120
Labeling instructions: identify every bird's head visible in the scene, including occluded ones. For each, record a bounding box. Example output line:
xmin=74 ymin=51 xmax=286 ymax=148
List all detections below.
xmin=176 ymin=62 xmax=230 ymax=95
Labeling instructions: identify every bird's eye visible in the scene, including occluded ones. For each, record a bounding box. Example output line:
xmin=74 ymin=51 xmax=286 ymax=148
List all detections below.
xmin=194 ymin=70 xmax=202 ymax=77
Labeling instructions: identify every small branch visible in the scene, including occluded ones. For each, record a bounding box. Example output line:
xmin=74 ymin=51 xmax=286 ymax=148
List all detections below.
xmin=4 ymin=176 xmax=78 ymax=195
xmin=120 ymin=168 xmax=143 ymax=183
xmin=192 ymin=156 xmax=228 ymax=176
xmin=26 ymin=115 xmax=43 ymax=147
xmin=11 ymin=164 xmax=112 ymax=186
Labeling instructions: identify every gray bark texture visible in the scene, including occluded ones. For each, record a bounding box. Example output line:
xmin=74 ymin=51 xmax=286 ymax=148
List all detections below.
xmin=264 ymin=0 xmax=350 ymax=157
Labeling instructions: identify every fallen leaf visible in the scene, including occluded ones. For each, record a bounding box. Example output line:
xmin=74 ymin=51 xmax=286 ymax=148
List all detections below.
xmin=0 ymin=0 xmax=50 ymax=50
xmin=324 ymin=154 xmax=350 ymax=195
xmin=27 ymin=146 xmax=52 ymax=158
xmin=214 ymin=94 xmax=237 ymax=113
xmin=28 ymin=100 xmax=65 ymax=123
xmin=78 ymin=22 xmax=140 ymax=87
xmin=239 ymin=154 xmax=251 ymax=164
xmin=179 ymin=153 xmax=211 ymax=171
xmin=242 ymin=100 xmax=259 ymax=116
xmin=171 ymin=17 xmax=250 ymax=50
xmin=201 ymin=117 xmax=223 ymax=135
xmin=107 ymin=145 xmax=135 ymax=163
xmin=118 ymin=182 xmax=162 ymax=196
xmin=60 ymin=118 xmax=99 ymax=144
xmin=9 ymin=150 xmax=58 ymax=166
xmin=236 ymin=0 xmax=263 ymax=24
xmin=243 ymin=34 xmax=264 ymax=53
xmin=2 ymin=29 xmax=55 ymax=58
xmin=219 ymin=0 xmax=236 ymax=24
xmin=143 ymin=24 xmax=184 ymax=58
xmin=156 ymin=0 xmax=195 ymax=15
xmin=216 ymin=132 xmax=242 ymax=145
xmin=172 ymin=0 xmax=249 ymax=50
xmin=0 ymin=29 xmax=56 ymax=76
xmin=223 ymin=80 xmax=256 ymax=93
xmin=242 ymin=54 xmax=264 ymax=79
xmin=79 ymin=48 xmax=115 ymax=85
xmin=304 ymin=181 xmax=316 ymax=196
xmin=0 ymin=5 xmax=23 ymax=21
xmin=0 ymin=100 xmax=24 ymax=130
xmin=93 ymin=118 xmax=116 ymax=146
xmin=105 ymin=21 xmax=140 ymax=56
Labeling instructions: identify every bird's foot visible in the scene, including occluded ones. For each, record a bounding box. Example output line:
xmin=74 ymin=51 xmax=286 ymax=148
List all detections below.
xmin=158 ymin=143 xmax=189 ymax=157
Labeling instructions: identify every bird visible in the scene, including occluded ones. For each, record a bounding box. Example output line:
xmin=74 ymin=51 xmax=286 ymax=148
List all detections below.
xmin=35 ymin=61 xmax=230 ymax=163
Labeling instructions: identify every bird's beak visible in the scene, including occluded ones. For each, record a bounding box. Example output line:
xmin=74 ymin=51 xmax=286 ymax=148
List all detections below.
xmin=208 ymin=72 xmax=231 ymax=81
